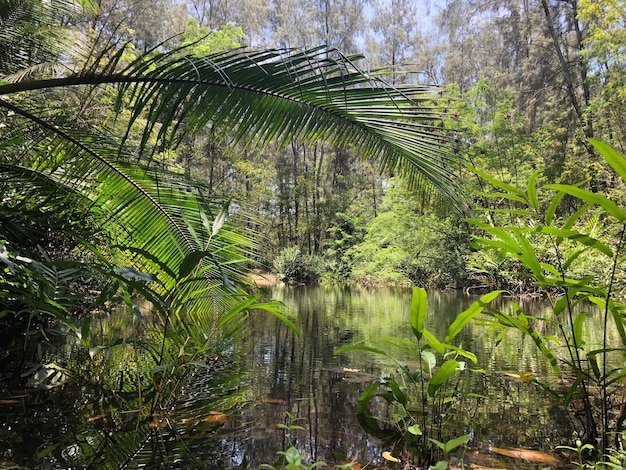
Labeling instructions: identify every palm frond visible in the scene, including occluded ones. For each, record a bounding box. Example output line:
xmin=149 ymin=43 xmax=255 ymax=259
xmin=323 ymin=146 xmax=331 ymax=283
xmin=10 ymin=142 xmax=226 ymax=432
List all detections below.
xmin=0 ymin=0 xmax=84 ymax=79
xmin=1 ymin=37 xmax=460 ymax=332
xmin=0 ymin=46 xmax=459 ymax=199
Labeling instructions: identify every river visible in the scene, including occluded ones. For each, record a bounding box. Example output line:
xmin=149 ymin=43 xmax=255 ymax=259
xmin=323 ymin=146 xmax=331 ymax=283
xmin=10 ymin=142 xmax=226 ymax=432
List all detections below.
xmin=1 ymin=284 xmax=589 ymax=468
xmin=204 ymin=284 xmax=576 ymax=468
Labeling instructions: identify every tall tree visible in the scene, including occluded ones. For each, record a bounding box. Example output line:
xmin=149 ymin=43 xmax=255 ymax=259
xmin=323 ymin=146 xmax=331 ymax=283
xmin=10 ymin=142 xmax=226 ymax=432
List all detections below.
xmin=367 ymin=0 xmax=421 ymax=83
xmin=89 ymin=0 xmax=187 ymax=51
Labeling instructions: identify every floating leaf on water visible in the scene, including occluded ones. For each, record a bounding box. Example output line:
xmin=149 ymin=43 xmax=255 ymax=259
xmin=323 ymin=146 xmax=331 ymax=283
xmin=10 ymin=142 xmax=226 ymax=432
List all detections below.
xmin=382 ymin=451 xmax=400 ymax=463
xmin=204 ymin=411 xmax=227 ymax=423
xmin=263 ymin=398 xmax=287 ymax=404
xmin=502 ymin=371 xmax=535 ymax=383
xmin=489 ymin=446 xmax=561 ymax=465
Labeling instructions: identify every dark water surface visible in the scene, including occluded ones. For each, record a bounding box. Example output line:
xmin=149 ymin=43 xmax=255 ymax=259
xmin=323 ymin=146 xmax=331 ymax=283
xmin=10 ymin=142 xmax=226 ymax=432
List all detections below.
xmin=209 ymin=284 xmax=576 ymax=468
xmin=1 ymin=285 xmax=583 ymax=468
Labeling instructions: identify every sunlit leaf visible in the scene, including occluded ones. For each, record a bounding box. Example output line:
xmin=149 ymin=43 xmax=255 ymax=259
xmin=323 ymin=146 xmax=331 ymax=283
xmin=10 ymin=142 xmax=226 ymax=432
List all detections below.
xmin=382 ymin=451 xmax=400 ymax=463
xmin=444 ymin=434 xmax=470 ymax=453
xmin=407 ymin=424 xmax=422 ymax=435
xmin=527 ymin=171 xmax=539 ymax=210
xmin=410 ymin=287 xmax=427 ymax=340
xmin=428 ymin=359 xmax=459 ymax=397
xmin=590 ymin=139 xmax=626 ymax=184
xmin=445 ymin=290 xmax=503 ymax=343
xmin=537 ymin=227 xmax=612 ymax=257
xmin=545 ymin=184 xmax=626 ymax=221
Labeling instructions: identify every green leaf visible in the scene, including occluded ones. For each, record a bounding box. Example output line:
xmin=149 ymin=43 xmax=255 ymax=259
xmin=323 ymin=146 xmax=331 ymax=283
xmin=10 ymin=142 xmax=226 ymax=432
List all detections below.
xmin=493 ymin=308 xmax=561 ymax=377
xmin=428 ymin=438 xmax=446 ymax=452
xmin=178 ymin=250 xmax=211 ymax=279
xmin=411 ymin=287 xmax=427 ymax=341
xmin=80 ymin=315 xmax=92 ymax=349
xmin=407 ymin=424 xmax=422 ymax=435
xmin=475 ymin=190 xmax=528 ymax=204
xmin=446 ymin=290 xmax=503 ymax=344
xmin=536 ymin=227 xmax=613 ymax=257
xmin=563 ymin=373 xmax=584 ymax=407
xmin=212 ymin=202 xmax=230 ymax=237
xmin=428 ymin=359 xmax=459 ymax=397
xmin=589 ymin=297 xmax=626 ymax=349
xmin=527 ymin=171 xmax=539 ymax=210
xmin=284 ymin=446 xmax=302 ymax=465
xmin=335 ymin=344 xmax=388 ymax=356
xmin=590 ymin=139 xmax=626 ymax=184
xmin=386 ymin=378 xmax=407 ymax=406
xmin=545 ymin=184 xmax=626 ymax=221
xmin=444 ymin=434 xmax=471 ymax=453
xmin=422 ymin=328 xmax=445 ymax=354
xmin=545 ymin=191 xmax=565 ymax=226
xmin=468 ymin=166 xmax=526 ymax=198
xmin=563 ymin=203 xmax=592 ymax=231
xmin=572 ymin=312 xmax=585 ymax=349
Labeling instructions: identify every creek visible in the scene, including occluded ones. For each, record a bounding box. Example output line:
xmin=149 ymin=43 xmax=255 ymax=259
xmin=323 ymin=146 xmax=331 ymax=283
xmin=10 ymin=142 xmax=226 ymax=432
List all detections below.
xmin=1 ymin=284 xmax=589 ymax=468
xmin=208 ymin=284 xmax=577 ymax=468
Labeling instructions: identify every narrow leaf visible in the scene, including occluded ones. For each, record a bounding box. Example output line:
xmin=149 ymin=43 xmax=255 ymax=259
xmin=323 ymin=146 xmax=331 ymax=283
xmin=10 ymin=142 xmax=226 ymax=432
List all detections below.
xmin=445 ymin=434 xmax=471 ymax=454
xmin=545 ymin=191 xmax=565 ymax=226
xmin=80 ymin=316 xmax=92 ymax=349
xmin=411 ymin=287 xmax=427 ymax=341
xmin=468 ymin=166 xmax=526 ymax=197
xmin=590 ymin=139 xmax=626 ymax=184
xmin=446 ymin=290 xmax=503 ymax=344
xmin=572 ymin=312 xmax=585 ymax=349
xmin=536 ymin=227 xmax=613 ymax=257
xmin=428 ymin=359 xmax=459 ymax=397
xmin=527 ymin=171 xmax=539 ymax=210
xmin=545 ymin=184 xmax=626 ymax=221
xmin=212 ymin=202 xmax=230 ymax=237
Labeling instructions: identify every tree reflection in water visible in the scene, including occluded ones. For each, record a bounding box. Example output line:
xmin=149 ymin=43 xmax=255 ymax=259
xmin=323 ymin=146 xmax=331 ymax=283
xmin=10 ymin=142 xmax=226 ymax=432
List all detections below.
xmin=0 ymin=285 xmax=578 ymax=468
xmin=211 ymin=285 xmax=575 ymax=468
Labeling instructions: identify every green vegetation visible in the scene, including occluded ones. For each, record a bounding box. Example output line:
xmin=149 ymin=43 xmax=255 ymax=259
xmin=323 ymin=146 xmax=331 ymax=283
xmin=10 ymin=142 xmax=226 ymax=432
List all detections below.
xmin=346 ymin=182 xmax=469 ymax=288
xmin=337 ymin=287 xmax=497 ymax=466
xmin=8 ymin=0 xmax=626 ymax=467
xmin=468 ymin=140 xmax=626 ymax=454
xmin=0 ymin=0 xmax=455 ymax=466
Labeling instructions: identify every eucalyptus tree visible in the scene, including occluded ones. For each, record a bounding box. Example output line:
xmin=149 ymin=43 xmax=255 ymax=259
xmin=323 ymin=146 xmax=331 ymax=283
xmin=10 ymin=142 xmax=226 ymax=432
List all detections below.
xmin=268 ymin=0 xmax=316 ymax=48
xmin=88 ymin=0 xmax=188 ymax=51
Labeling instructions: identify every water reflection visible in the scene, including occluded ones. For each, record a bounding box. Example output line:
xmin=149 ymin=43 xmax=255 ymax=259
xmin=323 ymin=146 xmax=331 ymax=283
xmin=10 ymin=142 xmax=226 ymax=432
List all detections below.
xmin=209 ymin=285 xmax=577 ymax=468
xmin=1 ymin=286 xmax=594 ymax=468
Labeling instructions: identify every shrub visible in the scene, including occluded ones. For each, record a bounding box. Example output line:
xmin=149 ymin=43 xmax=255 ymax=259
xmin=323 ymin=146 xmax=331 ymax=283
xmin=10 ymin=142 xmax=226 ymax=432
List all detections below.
xmin=273 ymin=246 xmax=321 ymax=284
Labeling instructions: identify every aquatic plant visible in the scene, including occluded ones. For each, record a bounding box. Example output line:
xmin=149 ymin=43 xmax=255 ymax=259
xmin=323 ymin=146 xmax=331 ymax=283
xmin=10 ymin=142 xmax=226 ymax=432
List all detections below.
xmin=336 ymin=286 xmax=499 ymax=466
xmin=468 ymin=139 xmax=626 ymax=454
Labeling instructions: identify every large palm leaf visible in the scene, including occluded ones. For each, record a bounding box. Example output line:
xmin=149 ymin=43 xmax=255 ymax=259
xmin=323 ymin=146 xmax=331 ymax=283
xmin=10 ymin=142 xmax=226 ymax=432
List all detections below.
xmin=1 ymin=46 xmax=456 ymax=282
xmin=2 ymin=46 xmax=456 ymax=193
xmin=1 ymin=2 xmax=458 ymax=331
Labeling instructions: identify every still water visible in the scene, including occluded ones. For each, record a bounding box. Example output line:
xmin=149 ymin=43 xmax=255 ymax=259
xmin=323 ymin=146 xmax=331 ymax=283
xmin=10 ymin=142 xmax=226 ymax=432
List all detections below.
xmin=0 ymin=284 xmax=583 ymax=468
xmin=207 ymin=284 xmax=576 ymax=468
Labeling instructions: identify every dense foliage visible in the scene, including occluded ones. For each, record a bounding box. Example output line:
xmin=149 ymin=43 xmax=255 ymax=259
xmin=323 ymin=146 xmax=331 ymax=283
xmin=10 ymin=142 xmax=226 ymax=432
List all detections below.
xmin=66 ymin=0 xmax=626 ymax=290
xmin=0 ymin=0 xmax=456 ymax=466
xmin=7 ymin=0 xmax=626 ymax=466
